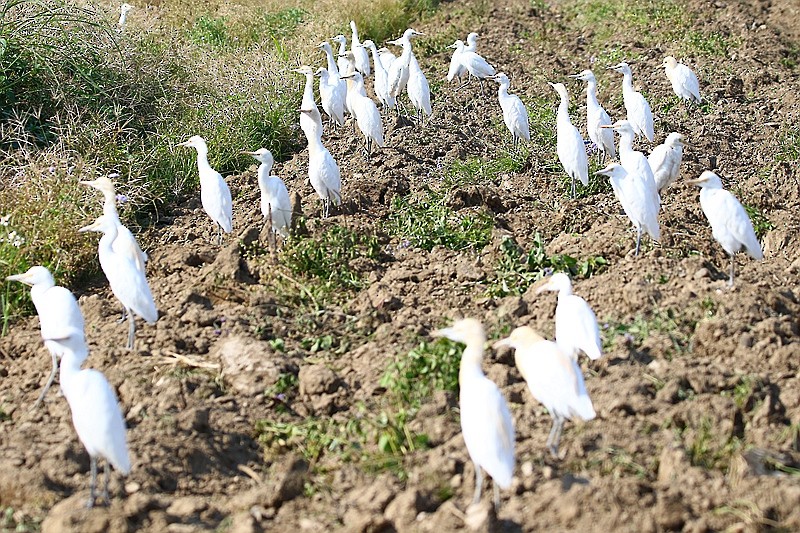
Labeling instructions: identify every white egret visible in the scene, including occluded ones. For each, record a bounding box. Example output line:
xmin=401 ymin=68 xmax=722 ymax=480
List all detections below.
xmin=432 ymin=319 xmax=514 ymax=509
xmin=43 ymin=328 xmax=130 ymax=508
xmin=535 ymin=273 xmax=602 ymax=361
xmin=446 ymin=40 xmax=466 ymax=83
xmin=118 ymin=3 xmax=132 ymax=29
xmin=494 ymin=327 xmax=595 ymax=458
xmin=569 ymin=70 xmax=615 ymax=161
xmin=465 ymin=32 xmax=479 ymax=52
xmin=407 ymin=55 xmax=432 ymax=124
xmin=242 ymin=148 xmax=291 ymax=240
xmin=551 ymin=82 xmax=588 ymax=197
xmin=378 ymin=47 xmax=396 ymax=71
xmin=332 ymin=35 xmax=350 ymax=79
xmin=609 ymin=62 xmax=654 ymax=142
xmin=663 ymin=56 xmax=701 ymax=104
xmin=317 ymin=42 xmax=347 ymax=127
xmin=6 ymin=266 xmax=85 ymax=408
xmin=80 ymin=176 xmax=148 ymax=278
xmin=606 ymin=119 xmax=660 ymax=213
xmin=340 ymin=72 xmax=384 ymax=155
xmin=299 ymin=106 xmax=341 ymax=217
xmin=387 ymin=29 xmax=424 ymax=110
xmin=596 ymin=163 xmax=660 ymax=255
xmin=177 ymin=135 xmax=233 ymax=243
xmin=687 ymin=171 xmax=763 ymax=286
xmin=648 ymin=132 xmax=686 ymax=191
xmin=448 ymin=40 xmax=495 ymax=89
xmin=293 ymin=65 xmax=319 ymax=140
xmin=79 ymin=215 xmax=158 ymax=350
xmin=490 ymin=72 xmax=530 ymax=148
xmin=363 ymin=40 xmax=391 ymax=110
xmin=340 ymin=51 xmax=364 ymax=118
xmin=349 ymin=21 xmax=370 ymax=76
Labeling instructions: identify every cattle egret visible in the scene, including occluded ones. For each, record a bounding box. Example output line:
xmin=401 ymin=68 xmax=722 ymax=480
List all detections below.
xmin=447 ymin=40 xmax=466 ymax=83
xmin=648 ymin=132 xmax=686 ymax=191
xmin=432 ymin=319 xmax=514 ymax=508
xmin=495 ymin=327 xmax=595 ymax=458
xmin=349 ymin=21 xmax=370 ymax=76
xmin=80 ymin=176 xmax=148 ymax=278
xmin=387 ymin=29 xmax=424 ymax=111
xmin=609 ymin=62 xmax=654 ymax=142
xmin=596 ymin=163 xmax=660 ymax=255
xmin=242 ymin=148 xmax=291 ymax=240
xmin=317 ymin=42 xmax=347 ymax=127
xmin=606 ymin=120 xmax=660 ymax=215
xmin=448 ymin=40 xmax=495 ymax=89
xmin=177 ymin=136 xmax=233 ymax=243
xmin=378 ymin=47 xmax=396 ymax=71
xmin=44 ymin=328 xmax=130 ymax=507
xmin=79 ymin=215 xmax=158 ymax=350
xmin=687 ymin=171 xmax=763 ymax=286
xmin=363 ymin=40 xmax=392 ymax=110
xmin=299 ymin=107 xmax=341 ymax=217
xmin=535 ymin=273 xmax=601 ymax=361
xmin=465 ymin=32 xmax=479 ymax=52
xmin=332 ymin=35 xmax=350 ymax=79
xmin=663 ymin=56 xmax=701 ymax=104
xmin=6 ymin=266 xmax=85 ymax=408
xmin=340 ymin=51 xmax=363 ymax=118
xmin=490 ymin=72 xmax=530 ymax=148
xmin=340 ymin=72 xmax=384 ymax=155
xmin=118 ymin=3 xmax=132 ymax=29
xmin=407 ymin=55 xmax=432 ymax=124
xmin=550 ymin=82 xmax=588 ymax=197
xmin=569 ymin=70 xmax=615 ymax=160
xmin=293 ymin=66 xmax=319 ymax=140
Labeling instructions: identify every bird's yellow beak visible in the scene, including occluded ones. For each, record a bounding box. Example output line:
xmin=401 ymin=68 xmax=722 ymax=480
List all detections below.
xmin=6 ymin=272 xmax=30 ymax=283
xmin=430 ymin=327 xmax=451 ymax=339
xmin=599 ymin=124 xmax=614 ymax=129
xmin=492 ymin=338 xmax=512 ymax=350
xmin=686 ymin=176 xmax=706 ymax=186
xmin=176 ymin=139 xmax=191 ymax=148
xmin=78 ymin=179 xmax=98 ymax=187
xmin=78 ymin=220 xmax=99 ymax=233
xmin=241 ymin=151 xmax=258 ymax=156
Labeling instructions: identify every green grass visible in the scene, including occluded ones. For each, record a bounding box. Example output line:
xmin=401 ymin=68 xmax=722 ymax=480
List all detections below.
xmin=380 ymin=339 xmax=461 ymax=406
xmin=602 ymin=308 xmax=693 ymax=359
xmin=683 ymin=417 xmax=742 ymax=472
xmin=443 ymin=152 xmax=527 ymax=189
xmin=742 ymin=204 xmax=774 ymax=239
xmin=488 ymin=234 xmax=607 ymax=297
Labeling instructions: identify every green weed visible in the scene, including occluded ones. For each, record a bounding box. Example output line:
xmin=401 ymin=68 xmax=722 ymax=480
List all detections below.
xmin=380 ymin=339 xmax=461 ymax=406
xmin=603 ymin=308 xmax=693 ymax=359
xmin=684 ymin=417 xmax=742 ymax=471
xmin=264 ymin=372 xmax=298 ymax=399
xmin=443 ymin=152 xmax=527 ymax=189
xmin=742 ymin=204 xmax=774 ymax=239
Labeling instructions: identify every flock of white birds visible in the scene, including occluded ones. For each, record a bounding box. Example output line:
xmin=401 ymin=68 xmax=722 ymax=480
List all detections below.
xmin=5 ymin=4 xmax=769 ymax=513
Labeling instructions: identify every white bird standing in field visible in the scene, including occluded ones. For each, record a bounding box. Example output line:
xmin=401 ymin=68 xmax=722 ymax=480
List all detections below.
xmin=387 ymin=29 xmax=424 ymax=111
xmin=340 ymin=51 xmax=364 ymax=118
xmin=551 ymin=82 xmax=588 ymax=197
xmin=494 ymin=327 xmax=595 ymax=458
xmin=118 ymin=3 xmax=132 ymax=29
xmin=536 ymin=273 xmax=602 ymax=361
xmin=363 ymin=40 xmax=392 ymax=110
xmin=433 ymin=319 xmax=514 ymax=508
xmin=80 ymin=176 xmax=148 ymax=275
xmin=663 ymin=56 xmax=701 ymax=104
xmin=79 ymin=214 xmax=158 ymax=350
xmin=378 ymin=47 xmax=397 ymax=71
xmin=688 ymin=171 xmax=763 ymax=286
xmin=465 ymin=32 xmax=479 ymax=52
xmin=607 ymin=119 xmax=660 ymax=211
xmin=648 ymin=132 xmax=686 ymax=191
xmin=448 ymin=40 xmax=495 ymax=89
xmin=596 ymin=163 xmax=660 ymax=255
xmin=569 ymin=70 xmax=615 ymax=161
xmin=43 ymin=328 xmax=130 ymax=508
xmin=446 ymin=39 xmax=466 ymax=83
xmin=242 ymin=148 xmax=291 ymax=240
xmin=609 ymin=62 xmax=654 ymax=142
xmin=317 ymin=42 xmax=347 ymax=127
xmin=407 ymin=55 xmax=432 ymax=123
xmin=299 ymin=106 xmax=341 ymax=217
xmin=6 ymin=266 xmax=85 ymax=408
xmin=341 ymin=71 xmax=384 ymax=155
xmin=177 ymin=135 xmax=233 ymax=243
xmin=332 ymin=34 xmax=350 ymax=79
xmin=349 ymin=21 xmax=370 ymax=77
xmin=293 ymin=66 xmax=319 ymax=140
xmin=491 ymin=72 xmax=530 ymax=148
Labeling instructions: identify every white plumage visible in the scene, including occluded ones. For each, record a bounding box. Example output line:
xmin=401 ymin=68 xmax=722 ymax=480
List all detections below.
xmin=452 ymin=40 xmax=495 ymax=83
xmin=349 ymin=21 xmax=370 ymax=77
xmin=446 ymin=40 xmax=466 ymax=83
xmin=363 ymin=40 xmax=391 ymax=110
xmin=299 ymin=106 xmax=341 ymax=217
xmin=609 ymin=62 xmax=654 ymax=142
xmin=536 ymin=273 xmax=602 ymax=361
xmin=341 ymin=71 xmax=384 ymax=154
xmin=79 ymin=214 xmax=158 ymax=350
xmin=293 ymin=66 xmax=319 ymax=141
xmin=433 ymin=319 xmax=515 ymax=508
xmin=387 ymin=29 xmax=423 ymax=107
xmin=610 ymin=120 xmax=660 ymax=211
xmin=407 ymin=55 xmax=431 ymax=122
xmin=332 ymin=34 xmax=350 ymax=80
xmin=492 ymin=72 xmax=530 ymax=146
xmin=551 ymin=82 xmax=588 ymax=197
xmin=178 ymin=135 xmax=233 ymax=242
xmin=689 ymin=171 xmax=763 ymax=286
xmin=663 ymin=56 xmax=701 ymax=104
xmin=570 ymin=69 xmax=615 ymax=160
xmin=596 ymin=163 xmax=660 ymax=255
xmin=44 ymin=329 xmax=130 ymax=507
xmin=648 ymin=132 xmax=686 ymax=191
xmin=243 ymin=148 xmax=291 ymax=239
xmin=495 ymin=327 xmax=595 ymax=458
xmin=317 ymin=42 xmax=347 ymax=127
xmin=377 ymin=47 xmax=396 ymax=71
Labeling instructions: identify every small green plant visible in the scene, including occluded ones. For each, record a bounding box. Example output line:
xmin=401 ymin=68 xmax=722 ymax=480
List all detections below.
xmin=443 ymin=153 xmax=526 ymax=189
xmin=264 ymin=372 xmax=298 ymax=399
xmin=380 ymin=339 xmax=462 ymax=406
xmin=188 ymin=15 xmax=230 ymax=48
xmin=684 ymin=417 xmax=742 ymax=471
xmin=742 ymin=203 xmax=774 ymax=239
xmin=602 ymin=308 xmax=693 ymax=358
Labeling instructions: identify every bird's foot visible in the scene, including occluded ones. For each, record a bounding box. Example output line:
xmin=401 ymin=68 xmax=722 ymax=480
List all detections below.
xmin=85 ymin=496 xmax=95 ymax=509
xmin=548 ymin=444 xmax=560 ymax=459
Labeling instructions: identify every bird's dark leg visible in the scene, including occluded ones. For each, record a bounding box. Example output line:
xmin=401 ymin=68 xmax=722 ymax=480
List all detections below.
xmin=550 ymin=416 xmax=565 ymax=458
xmin=126 ymin=311 xmax=136 ymax=351
xmin=546 ymin=417 xmax=558 ymax=457
xmin=217 ymin=224 xmax=223 ymax=245
xmin=493 ymin=482 xmax=501 ymax=510
xmin=729 ymin=254 xmax=735 ymax=287
xmin=571 ymin=176 xmax=576 ymax=198
xmin=635 ymin=226 xmax=642 ymax=256
xmin=472 ymin=462 xmax=483 ymax=505
xmin=32 ymin=352 xmax=58 ymax=410
xmin=117 ymin=306 xmax=127 ymax=324
xmin=101 ymin=461 xmax=111 ymax=505
xmin=87 ymin=456 xmax=98 ymax=508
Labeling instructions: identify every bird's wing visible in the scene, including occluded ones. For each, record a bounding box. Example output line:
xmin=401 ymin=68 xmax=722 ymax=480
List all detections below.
xmin=219 ymin=174 xmax=233 ymax=233
xmin=557 ymin=124 xmax=589 ymax=185
xmin=38 ymin=287 xmax=85 ymax=341
xmin=113 ymin=226 xmax=147 ymax=273
xmin=676 ymin=65 xmax=701 ymax=101
xmin=447 ymin=51 xmax=463 ymax=81
xmin=558 ymin=296 xmax=602 ymax=360
xmin=508 ymin=97 xmax=530 ymax=141
xmin=711 ymin=190 xmax=763 ymax=259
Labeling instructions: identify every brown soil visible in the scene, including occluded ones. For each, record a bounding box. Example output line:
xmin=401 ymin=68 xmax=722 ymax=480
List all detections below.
xmin=2 ymin=0 xmax=800 ymax=531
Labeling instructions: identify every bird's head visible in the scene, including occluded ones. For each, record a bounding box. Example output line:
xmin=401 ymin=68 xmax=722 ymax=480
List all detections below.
xmin=78 ymin=214 xmax=115 ymax=234
xmin=535 ymin=272 xmax=573 ymax=295
xmin=242 ymin=148 xmax=274 ymax=166
xmin=687 ymin=170 xmax=723 ymax=189
xmin=431 ymin=318 xmax=484 ymax=346
xmin=317 ymin=41 xmax=331 ymax=51
xmin=120 ymin=3 xmax=133 ymax=15
xmin=340 ymin=71 xmax=363 ymax=84
xmin=447 ymin=40 xmax=464 ymax=50
xmin=362 ymin=39 xmax=375 ymax=49
xmin=314 ymin=67 xmax=328 ymax=78
xmin=608 ymin=62 xmax=631 ymax=75
xmin=338 ymin=50 xmax=356 ymax=62
xmin=569 ymin=69 xmax=595 ymax=82
xmin=332 ymin=34 xmax=347 ymax=45
xmin=79 ymin=175 xmax=116 ymax=195
xmin=177 ymin=135 xmax=207 ymax=151
xmin=663 ymin=56 xmax=678 ymax=69
xmin=6 ymin=265 xmax=55 ymax=287
xmin=603 ymin=119 xmax=634 ymax=136
xmin=292 ymin=65 xmax=314 ymax=76
xmin=665 ymin=132 xmax=686 ymax=147
xmin=548 ymin=82 xmax=568 ymax=98
xmin=489 ymin=72 xmax=510 ymax=85
xmin=493 ymin=326 xmax=544 ymax=351
xmin=349 ymin=20 xmax=357 ymax=32
xmin=403 ymin=28 xmax=424 ymax=40
xmin=466 ymin=32 xmax=479 ymax=45
xmin=595 ymin=162 xmax=628 ymax=180
xmin=378 ymin=46 xmax=391 ymax=54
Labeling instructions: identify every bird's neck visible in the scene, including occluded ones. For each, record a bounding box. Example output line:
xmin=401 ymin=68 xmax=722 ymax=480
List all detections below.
xmin=302 ymin=74 xmax=314 ymax=105
xmin=618 ymin=132 xmax=635 ymax=152
xmin=102 ymin=192 xmax=119 ymax=218
xmin=458 ymin=334 xmax=486 ymax=382
xmin=498 ymin=82 xmax=510 ymax=97
xmin=337 ymin=41 xmax=346 ymax=55
xmin=369 ymin=48 xmax=384 ymax=73
xmin=586 ymin=81 xmax=599 ymax=105
xmin=557 ymin=94 xmax=570 ymax=120
xmin=257 ymin=162 xmax=273 ymax=181
xmin=622 ymin=72 xmax=634 ymax=92
xmin=58 ymin=349 xmax=86 ymax=398
xmin=324 ymin=49 xmax=339 ymax=76
xmin=399 ymin=43 xmax=412 ymax=63
xmin=195 ymin=149 xmax=212 ymax=173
